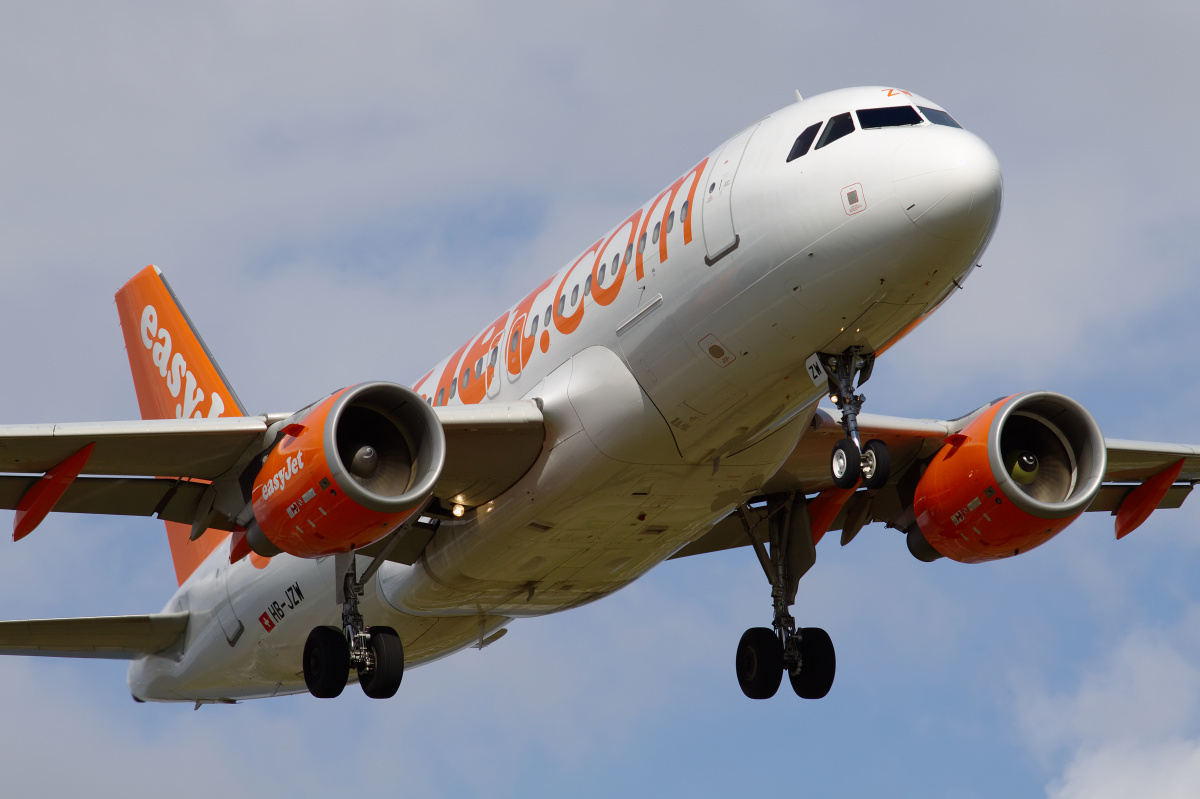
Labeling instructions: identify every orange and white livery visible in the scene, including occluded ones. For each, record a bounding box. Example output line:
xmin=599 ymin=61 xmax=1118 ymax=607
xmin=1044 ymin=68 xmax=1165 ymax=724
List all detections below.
xmin=0 ymin=87 xmax=1197 ymax=705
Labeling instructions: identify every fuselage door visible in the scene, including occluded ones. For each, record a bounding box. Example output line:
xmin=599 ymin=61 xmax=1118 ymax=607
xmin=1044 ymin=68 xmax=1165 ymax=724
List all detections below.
xmin=702 ymin=123 xmax=760 ymax=264
xmin=505 ymin=312 xmax=528 ymax=383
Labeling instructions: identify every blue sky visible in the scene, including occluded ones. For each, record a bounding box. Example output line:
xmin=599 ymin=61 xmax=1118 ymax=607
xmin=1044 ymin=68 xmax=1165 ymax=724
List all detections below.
xmin=1 ymin=2 xmax=1199 ymax=796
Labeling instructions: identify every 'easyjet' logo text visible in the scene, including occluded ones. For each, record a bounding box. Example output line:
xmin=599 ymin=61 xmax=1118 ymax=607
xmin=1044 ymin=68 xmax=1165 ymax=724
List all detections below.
xmin=261 ymin=452 xmax=304 ymax=501
xmin=140 ymin=305 xmax=226 ymax=419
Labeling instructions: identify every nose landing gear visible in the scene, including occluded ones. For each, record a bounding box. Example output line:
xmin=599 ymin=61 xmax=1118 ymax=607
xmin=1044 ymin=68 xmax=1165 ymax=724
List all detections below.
xmin=732 ymin=495 xmax=837 ymax=701
xmin=823 ymin=348 xmax=890 ymax=490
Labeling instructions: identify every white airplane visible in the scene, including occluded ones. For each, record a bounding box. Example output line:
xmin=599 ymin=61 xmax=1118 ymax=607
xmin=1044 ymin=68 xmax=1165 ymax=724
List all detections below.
xmin=1 ymin=86 xmax=1195 ymax=705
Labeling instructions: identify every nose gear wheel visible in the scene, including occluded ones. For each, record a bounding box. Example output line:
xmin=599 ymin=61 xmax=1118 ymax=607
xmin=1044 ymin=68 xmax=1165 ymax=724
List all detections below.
xmin=822 ymin=347 xmax=891 ymax=489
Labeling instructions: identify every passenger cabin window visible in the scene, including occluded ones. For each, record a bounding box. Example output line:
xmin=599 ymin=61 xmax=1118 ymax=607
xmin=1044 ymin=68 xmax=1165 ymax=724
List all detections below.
xmin=638 ymin=233 xmax=647 ymax=254
xmin=856 ymin=106 xmax=923 ymax=129
xmin=624 ymin=243 xmax=633 ymax=264
xmin=571 ymin=284 xmax=579 ymax=305
xmin=461 ymin=367 xmax=469 ymax=388
xmin=599 ymin=263 xmax=607 ymax=284
xmin=489 ymin=347 xmax=498 ymax=368
xmin=544 ymin=306 xmax=552 ymax=327
xmin=653 ymin=221 xmax=661 ymax=244
xmin=680 ymin=200 xmax=689 ymax=223
xmin=815 ymin=112 xmax=855 ymax=149
xmin=510 ymin=329 xmax=520 ymax=353
xmin=530 ymin=315 xmax=539 ymax=338
xmin=436 ymin=388 xmax=445 ymax=406
xmin=449 ymin=378 xmax=457 ymax=399
xmin=786 ymin=122 xmax=822 ymax=162
xmin=667 ymin=210 xmax=675 ymax=233
xmin=918 ymin=106 xmax=963 ymax=128
xmin=585 ymin=275 xmax=592 ymax=296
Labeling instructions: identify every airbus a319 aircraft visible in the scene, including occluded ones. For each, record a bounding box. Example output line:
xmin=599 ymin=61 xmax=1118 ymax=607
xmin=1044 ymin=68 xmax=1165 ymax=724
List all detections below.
xmin=1 ymin=86 xmax=1196 ymax=705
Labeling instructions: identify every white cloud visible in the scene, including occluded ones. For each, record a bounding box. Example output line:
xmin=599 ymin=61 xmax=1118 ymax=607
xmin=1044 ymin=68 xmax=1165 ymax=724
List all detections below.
xmin=1048 ymin=741 xmax=1200 ymax=799
xmin=1015 ymin=624 xmax=1200 ymax=798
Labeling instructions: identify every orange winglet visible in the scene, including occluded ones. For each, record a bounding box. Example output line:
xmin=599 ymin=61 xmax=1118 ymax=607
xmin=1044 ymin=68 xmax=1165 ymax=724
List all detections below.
xmin=808 ymin=486 xmax=858 ymax=545
xmin=1114 ymin=459 xmax=1185 ymax=540
xmin=13 ymin=442 xmax=96 ymax=541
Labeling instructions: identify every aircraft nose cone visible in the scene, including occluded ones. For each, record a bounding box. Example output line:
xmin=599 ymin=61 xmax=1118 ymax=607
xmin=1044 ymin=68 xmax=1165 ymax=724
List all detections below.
xmin=893 ymin=130 xmax=1002 ymax=242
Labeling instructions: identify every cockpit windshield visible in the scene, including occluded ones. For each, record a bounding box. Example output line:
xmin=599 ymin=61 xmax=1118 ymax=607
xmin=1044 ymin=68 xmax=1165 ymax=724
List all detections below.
xmin=855 ymin=106 xmax=923 ymax=129
xmin=918 ymin=106 xmax=963 ymax=128
xmin=786 ymin=122 xmax=822 ymax=162
xmin=814 ymin=112 xmax=855 ymax=150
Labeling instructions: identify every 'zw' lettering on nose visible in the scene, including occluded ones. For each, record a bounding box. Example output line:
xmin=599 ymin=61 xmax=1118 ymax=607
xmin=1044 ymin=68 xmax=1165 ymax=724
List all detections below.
xmin=139 ymin=304 xmax=226 ymax=419
xmin=262 ymin=452 xmax=305 ymax=501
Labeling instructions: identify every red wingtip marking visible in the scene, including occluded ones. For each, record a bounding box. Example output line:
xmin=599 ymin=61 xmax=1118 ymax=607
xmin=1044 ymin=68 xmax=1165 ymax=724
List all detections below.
xmin=13 ymin=442 xmax=96 ymax=542
xmin=1115 ymin=459 xmax=1185 ymax=540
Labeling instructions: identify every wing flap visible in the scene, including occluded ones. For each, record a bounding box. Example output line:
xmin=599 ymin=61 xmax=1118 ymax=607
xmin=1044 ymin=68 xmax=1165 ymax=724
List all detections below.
xmin=0 ymin=612 xmax=189 ymax=659
xmin=0 ymin=476 xmax=232 ymax=529
xmin=434 ymin=402 xmax=545 ymax=506
xmin=1087 ymin=482 xmax=1193 ymax=513
xmin=0 ymin=417 xmax=270 ymax=478
xmin=1103 ymin=439 xmax=1200 ymax=482
xmin=0 ymin=403 xmax=544 ymax=524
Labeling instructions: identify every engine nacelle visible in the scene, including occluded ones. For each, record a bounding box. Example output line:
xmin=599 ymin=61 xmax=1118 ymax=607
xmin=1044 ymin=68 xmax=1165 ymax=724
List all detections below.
xmin=248 ymin=382 xmax=445 ymax=559
xmin=909 ymin=391 xmax=1106 ymax=563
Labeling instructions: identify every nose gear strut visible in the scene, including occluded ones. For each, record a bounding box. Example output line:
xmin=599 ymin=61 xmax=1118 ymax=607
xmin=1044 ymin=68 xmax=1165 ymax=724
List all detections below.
xmin=822 ymin=347 xmax=891 ymax=490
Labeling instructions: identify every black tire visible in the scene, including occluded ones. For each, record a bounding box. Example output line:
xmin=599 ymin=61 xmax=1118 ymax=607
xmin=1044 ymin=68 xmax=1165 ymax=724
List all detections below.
xmin=359 ymin=626 xmax=405 ymax=699
xmin=736 ymin=627 xmax=783 ymax=700
xmin=789 ymin=627 xmax=836 ymax=699
xmin=303 ymin=626 xmax=350 ymax=699
xmin=861 ymin=439 xmax=891 ymax=490
xmin=831 ymin=439 xmax=861 ymax=489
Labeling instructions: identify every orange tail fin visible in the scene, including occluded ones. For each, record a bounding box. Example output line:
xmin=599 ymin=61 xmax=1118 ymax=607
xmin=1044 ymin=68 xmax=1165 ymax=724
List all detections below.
xmin=115 ymin=265 xmax=248 ymax=585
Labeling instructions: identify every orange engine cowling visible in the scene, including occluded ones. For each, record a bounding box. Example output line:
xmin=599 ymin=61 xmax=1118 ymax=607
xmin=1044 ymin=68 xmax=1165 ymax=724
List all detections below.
xmin=247 ymin=382 xmax=445 ymax=559
xmin=909 ymin=391 xmax=1107 ymax=563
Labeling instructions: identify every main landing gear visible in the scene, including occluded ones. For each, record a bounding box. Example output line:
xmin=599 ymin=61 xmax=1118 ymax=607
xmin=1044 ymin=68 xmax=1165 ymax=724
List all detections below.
xmin=303 ymin=551 xmax=405 ymax=699
xmin=733 ymin=495 xmax=836 ymax=700
xmin=823 ymin=348 xmax=890 ymax=490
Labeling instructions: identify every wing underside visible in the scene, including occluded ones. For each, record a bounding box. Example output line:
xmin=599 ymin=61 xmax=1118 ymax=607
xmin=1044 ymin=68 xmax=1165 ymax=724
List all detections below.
xmin=673 ymin=407 xmax=1200 ymax=560
xmin=0 ymin=612 xmax=189 ymax=659
xmin=0 ymin=402 xmax=545 ymax=529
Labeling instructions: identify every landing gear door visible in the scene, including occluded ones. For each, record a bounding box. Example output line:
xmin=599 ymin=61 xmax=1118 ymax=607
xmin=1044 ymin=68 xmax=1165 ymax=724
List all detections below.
xmin=702 ymin=123 xmax=760 ymax=264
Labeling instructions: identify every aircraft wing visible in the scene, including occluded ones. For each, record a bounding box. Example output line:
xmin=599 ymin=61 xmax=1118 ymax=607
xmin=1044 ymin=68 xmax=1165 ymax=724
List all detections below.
xmin=672 ymin=407 xmax=1200 ymax=560
xmin=0 ymin=402 xmax=545 ymax=530
xmin=0 ymin=612 xmax=189 ymax=659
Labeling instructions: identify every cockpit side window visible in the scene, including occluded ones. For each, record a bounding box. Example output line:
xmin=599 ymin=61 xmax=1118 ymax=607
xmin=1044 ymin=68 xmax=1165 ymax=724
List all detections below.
xmin=815 ymin=112 xmax=855 ymax=150
xmin=786 ymin=122 xmax=822 ymax=162
xmin=918 ymin=106 xmax=963 ymax=129
xmin=856 ymin=106 xmax=923 ymax=129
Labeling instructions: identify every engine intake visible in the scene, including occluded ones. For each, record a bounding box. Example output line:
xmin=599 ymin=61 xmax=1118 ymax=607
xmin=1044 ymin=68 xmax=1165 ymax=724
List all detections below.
xmin=909 ymin=391 xmax=1106 ymax=563
xmin=249 ymin=382 xmax=445 ymax=559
